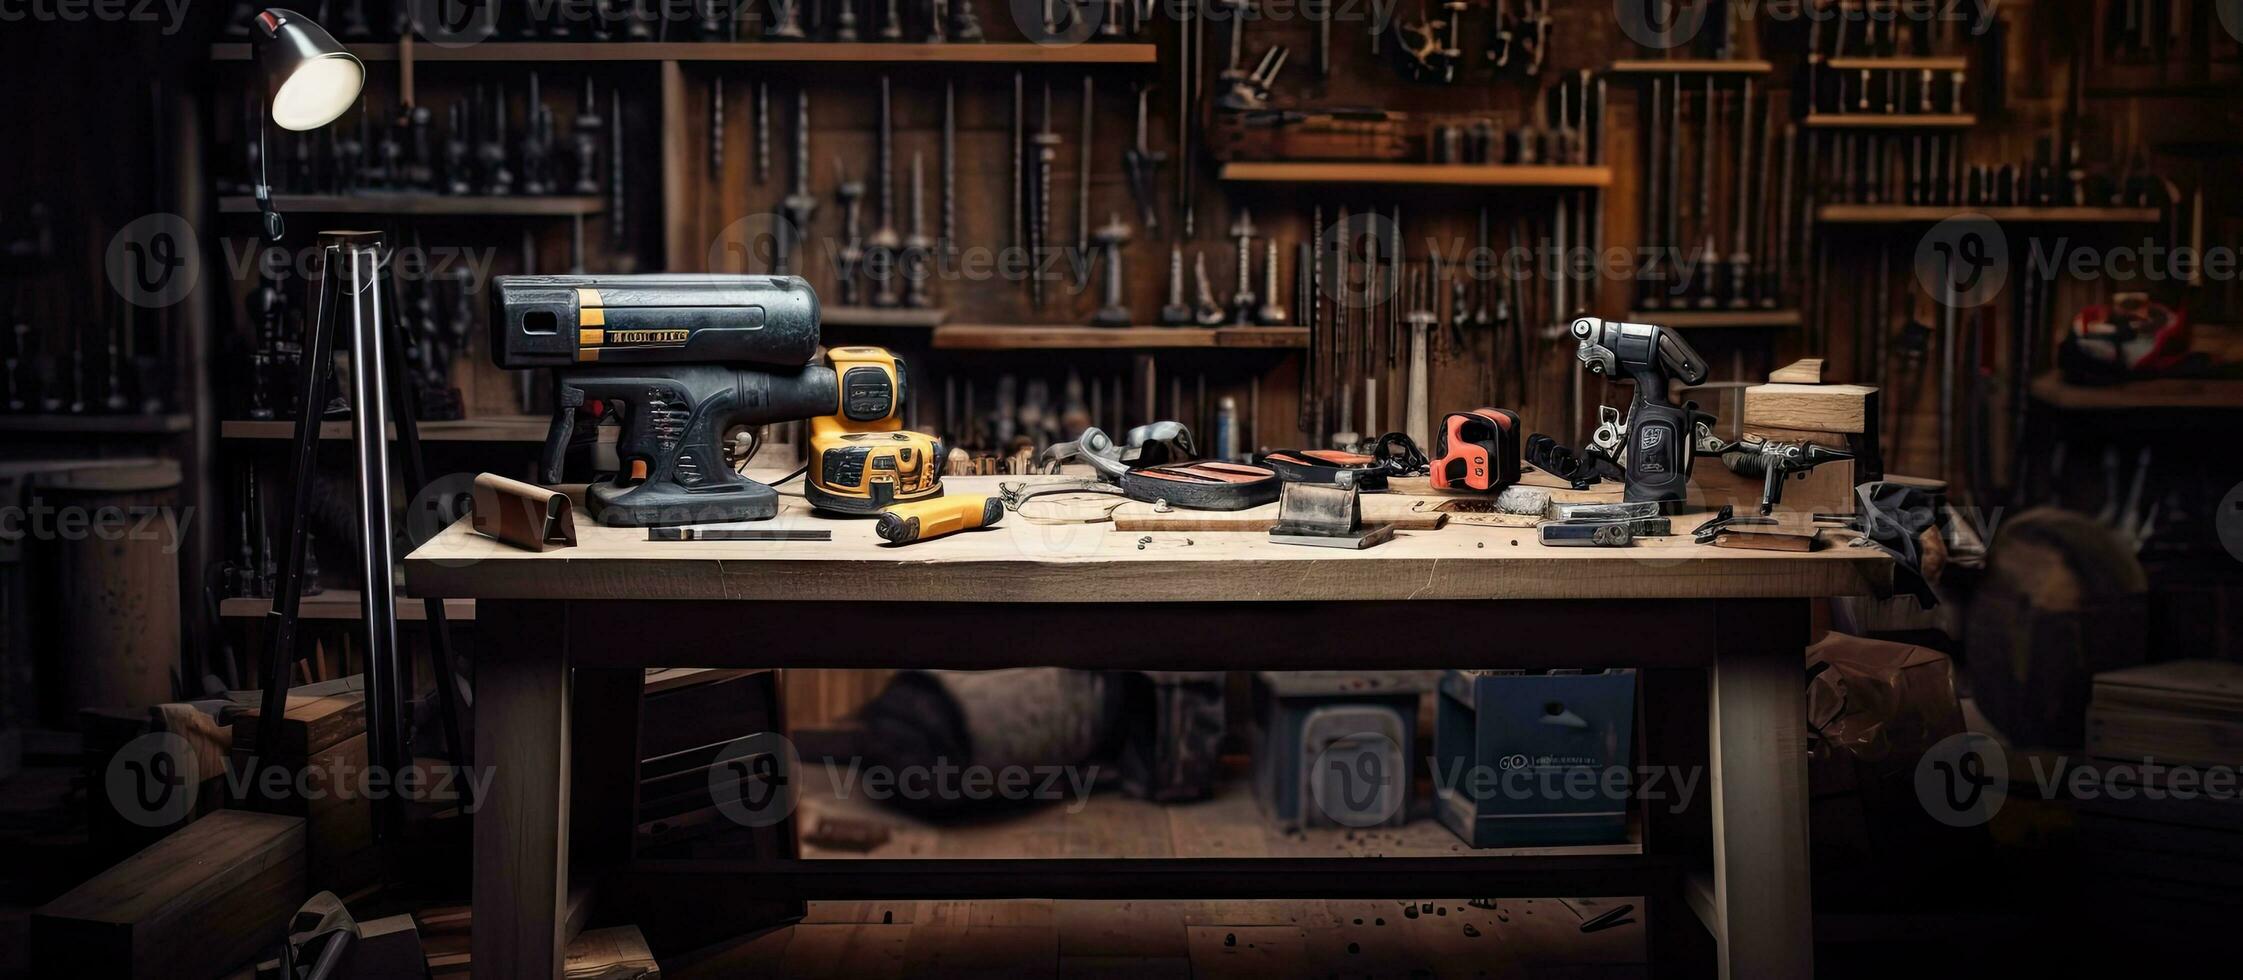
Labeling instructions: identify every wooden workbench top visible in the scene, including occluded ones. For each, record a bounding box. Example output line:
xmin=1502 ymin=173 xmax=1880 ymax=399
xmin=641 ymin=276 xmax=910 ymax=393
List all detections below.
xmin=404 ymin=476 xmax=1891 ymax=603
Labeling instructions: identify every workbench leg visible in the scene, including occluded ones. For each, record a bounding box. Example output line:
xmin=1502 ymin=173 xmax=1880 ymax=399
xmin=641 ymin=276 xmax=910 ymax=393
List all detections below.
xmin=1707 ymin=600 xmax=1814 ymax=980
xmin=474 ymin=600 xmax=573 ymax=980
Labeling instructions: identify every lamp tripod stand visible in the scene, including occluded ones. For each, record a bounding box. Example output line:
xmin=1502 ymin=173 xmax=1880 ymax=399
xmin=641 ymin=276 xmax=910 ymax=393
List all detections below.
xmin=253 ymin=230 xmax=469 ymax=839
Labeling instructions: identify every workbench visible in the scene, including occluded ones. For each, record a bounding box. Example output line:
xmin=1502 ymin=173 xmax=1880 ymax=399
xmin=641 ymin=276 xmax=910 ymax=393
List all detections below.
xmin=405 ymin=475 xmax=1892 ymax=979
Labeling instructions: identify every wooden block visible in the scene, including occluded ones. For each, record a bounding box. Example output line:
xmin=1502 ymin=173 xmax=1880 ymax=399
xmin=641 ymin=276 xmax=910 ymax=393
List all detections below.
xmin=230 ymin=732 xmax=378 ymax=896
xmin=1744 ymin=383 xmax=1877 ymax=434
xmin=1689 ymin=458 xmax=1857 ymax=515
xmin=564 ymin=925 xmax=661 ymax=979
xmin=232 ymin=692 xmax=366 ymax=758
xmin=336 ymin=914 xmax=426 ymax=980
xmin=1768 ymin=359 xmax=1825 ymax=384
xmin=1710 ymin=525 xmax=1822 ymax=552
xmin=33 ymin=810 xmax=307 ymax=980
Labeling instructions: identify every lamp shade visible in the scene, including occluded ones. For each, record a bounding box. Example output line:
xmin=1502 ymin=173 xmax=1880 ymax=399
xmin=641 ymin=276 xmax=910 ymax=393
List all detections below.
xmin=253 ymin=8 xmax=364 ymax=132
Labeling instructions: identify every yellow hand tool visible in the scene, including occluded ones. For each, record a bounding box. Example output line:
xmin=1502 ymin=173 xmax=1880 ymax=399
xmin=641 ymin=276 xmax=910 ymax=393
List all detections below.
xmin=875 ymin=495 xmax=1004 ymax=545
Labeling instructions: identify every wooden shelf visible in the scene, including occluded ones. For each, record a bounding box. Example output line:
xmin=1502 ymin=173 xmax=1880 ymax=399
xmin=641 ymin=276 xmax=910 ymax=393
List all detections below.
xmin=218 ymin=195 xmax=605 ymax=217
xmin=1825 ymin=56 xmax=1969 ymax=71
xmin=212 ymin=41 xmax=1157 ymax=65
xmin=822 ymin=307 xmax=946 ymax=329
xmin=1803 ymin=113 xmax=1976 ymax=129
xmin=931 ymin=325 xmax=1308 ymax=350
xmin=1627 ymin=309 xmax=1802 ymax=329
xmin=220 ymin=415 xmax=598 ymax=443
xmin=0 ymin=413 xmax=191 ymax=434
xmin=1608 ymin=59 xmax=1773 ymax=74
xmin=2029 ymin=371 xmax=2243 ymax=412
xmin=1219 ymin=163 xmax=1613 ymax=188
xmin=220 ymin=588 xmax=474 ymax=622
xmin=1817 ymin=204 xmax=2163 ymax=224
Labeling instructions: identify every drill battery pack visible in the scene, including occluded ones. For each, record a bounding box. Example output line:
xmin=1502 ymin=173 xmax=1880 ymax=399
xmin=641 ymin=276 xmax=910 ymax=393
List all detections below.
xmin=805 ymin=346 xmax=944 ymax=515
xmin=1430 ymin=408 xmax=1522 ymax=492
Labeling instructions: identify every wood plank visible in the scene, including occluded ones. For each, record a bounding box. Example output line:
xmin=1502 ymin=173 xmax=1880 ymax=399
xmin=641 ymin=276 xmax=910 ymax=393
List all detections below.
xmin=1219 ymin=162 xmax=1614 ymax=187
xmin=1744 ymin=383 xmax=1876 ymax=434
xmin=928 ymin=326 xmax=1307 ymax=350
xmin=212 ymin=42 xmax=1158 ymax=64
xmin=1608 ymin=59 xmax=1774 ymax=74
xmin=219 ymin=589 xmax=475 ymax=622
xmin=33 ymin=810 xmax=307 ymax=980
xmin=474 ymin=601 xmax=575 ymax=980
xmin=1706 ymin=603 xmax=1814 ymax=978
xmin=1818 ymin=204 xmax=2162 ymax=224
xmin=216 ymin=195 xmax=603 ymax=216
xmin=1627 ymin=308 xmax=1803 ymax=329
xmin=219 ymin=415 xmax=609 ymax=443
xmin=0 ymin=413 xmax=191 ymax=434
xmin=1767 ymin=359 xmax=1825 ymax=384
xmin=1802 ymin=113 xmax=1976 ymax=129
xmin=1111 ymin=496 xmax=1448 ymax=532
xmin=406 ymin=479 xmax=1891 ymax=605
xmin=773 ymin=923 xmax=910 ymax=979
xmin=2030 ymin=371 xmax=2243 ymax=411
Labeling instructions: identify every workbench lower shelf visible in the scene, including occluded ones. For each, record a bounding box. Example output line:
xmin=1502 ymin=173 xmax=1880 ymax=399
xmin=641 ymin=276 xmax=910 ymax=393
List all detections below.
xmin=777 ymin=754 xmax=1643 ymax=864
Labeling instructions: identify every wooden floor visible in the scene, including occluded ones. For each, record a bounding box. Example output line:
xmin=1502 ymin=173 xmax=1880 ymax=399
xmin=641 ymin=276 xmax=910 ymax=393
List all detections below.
xmin=665 ymin=764 xmax=1649 ymax=978
xmin=671 ymin=896 xmax=1647 ymax=979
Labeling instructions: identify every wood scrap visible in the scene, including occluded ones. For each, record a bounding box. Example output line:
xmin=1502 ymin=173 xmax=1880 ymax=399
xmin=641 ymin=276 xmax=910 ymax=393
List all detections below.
xmin=1768 ymin=358 xmax=1825 ymax=384
xmin=33 ymin=810 xmax=307 ymax=980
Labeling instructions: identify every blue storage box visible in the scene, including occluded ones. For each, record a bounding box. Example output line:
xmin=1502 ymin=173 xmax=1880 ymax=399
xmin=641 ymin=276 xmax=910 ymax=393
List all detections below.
xmin=1434 ymin=668 xmax=1637 ymax=848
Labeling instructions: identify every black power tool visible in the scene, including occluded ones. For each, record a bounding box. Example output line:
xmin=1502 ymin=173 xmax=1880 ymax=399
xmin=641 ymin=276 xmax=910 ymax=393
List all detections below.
xmin=1567 ymin=316 xmax=1712 ymax=508
xmin=493 ymin=274 xmax=875 ymax=526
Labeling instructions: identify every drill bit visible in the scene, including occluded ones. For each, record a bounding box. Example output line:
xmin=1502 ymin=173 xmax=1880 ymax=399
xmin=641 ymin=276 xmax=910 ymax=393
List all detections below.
xmin=870 ymin=76 xmax=902 ymax=307
xmin=778 ymin=88 xmax=816 ymax=276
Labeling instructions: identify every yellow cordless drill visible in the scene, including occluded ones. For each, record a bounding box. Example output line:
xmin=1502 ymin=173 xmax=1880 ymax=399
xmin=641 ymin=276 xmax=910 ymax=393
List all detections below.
xmin=804 ymin=346 xmax=944 ymax=515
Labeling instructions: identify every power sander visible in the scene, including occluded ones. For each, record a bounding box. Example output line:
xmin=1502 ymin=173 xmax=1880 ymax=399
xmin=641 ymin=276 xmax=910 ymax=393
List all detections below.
xmin=491 ymin=275 xmax=941 ymax=525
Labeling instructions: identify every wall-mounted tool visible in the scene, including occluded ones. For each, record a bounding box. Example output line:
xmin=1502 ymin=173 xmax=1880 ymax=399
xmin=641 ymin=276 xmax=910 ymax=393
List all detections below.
xmin=777 ymin=89 xmax=816 ymax=276
xmin=1123 ymin=85 xmax=1166 ymax=235
xmin=1091 ymin=214 xmax=1135 ymax=327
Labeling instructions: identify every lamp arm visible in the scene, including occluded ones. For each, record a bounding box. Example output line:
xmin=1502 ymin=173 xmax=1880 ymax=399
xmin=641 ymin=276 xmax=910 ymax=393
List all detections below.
xmin=256 ymin=72 xmax=285 ymax=243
